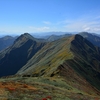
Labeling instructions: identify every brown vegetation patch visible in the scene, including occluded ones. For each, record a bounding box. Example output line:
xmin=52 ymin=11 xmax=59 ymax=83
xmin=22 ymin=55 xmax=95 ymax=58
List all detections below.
xmin=0 ymin=81 xmax=37 ymax=92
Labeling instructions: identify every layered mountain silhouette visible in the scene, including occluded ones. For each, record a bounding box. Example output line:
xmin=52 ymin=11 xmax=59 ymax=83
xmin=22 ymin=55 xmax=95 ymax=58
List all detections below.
xmin=17 ymin=34 xmax=100 ymax=91
xmin=0 ymin=36 xmax=17 ymax=51
xmin=79 ymin=32 xmax=100 ymax=47
xmin=0 ymin=32 xmax=100 ymax=92
xmin=44 ymin=32 xmax=100 ymax=47
xmin=0 ymin=33 xmax=46 ymax=77
xmin=47 ymin=34 xmax=72 ymax=41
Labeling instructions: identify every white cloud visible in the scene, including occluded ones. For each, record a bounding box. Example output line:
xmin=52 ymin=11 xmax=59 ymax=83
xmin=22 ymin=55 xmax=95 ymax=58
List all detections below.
xmin=43 ymin=21 xmax=51 ymax=25
xmin=1 ymin=13 xmax=100 ymax=35
xmin=0 ymin=25 xmax=50 ymax=35
xmin=62 ymin=15 xmax=100 ymax=33
xmin=92 ymin=27 xmax=100 ymax=32
xmin=84 ymin=27 xmax=91 ymax=31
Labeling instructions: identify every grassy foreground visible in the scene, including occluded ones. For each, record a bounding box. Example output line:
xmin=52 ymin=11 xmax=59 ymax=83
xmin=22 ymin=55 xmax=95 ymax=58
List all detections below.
xmin=0 ymin=76 xmax=100 ymax=100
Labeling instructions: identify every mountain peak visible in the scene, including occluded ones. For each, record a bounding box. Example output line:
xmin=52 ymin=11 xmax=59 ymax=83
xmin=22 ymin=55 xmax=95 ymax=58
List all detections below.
xmin=13 ymin=33 xmax=35 ymax=45
xmin=1 ymin=36 xmax=14 ymax=40
xmin=0 ymin=33 xmax=46 ymax=77
xmin=23 ymin=33 xmax=35 ymax=39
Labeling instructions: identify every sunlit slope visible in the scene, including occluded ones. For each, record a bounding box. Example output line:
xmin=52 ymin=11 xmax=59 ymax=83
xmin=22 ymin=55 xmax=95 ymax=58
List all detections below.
xmin=17 ymin=35 xmax=74 ymax=76
xmin=17 ymin=34 xmax=100 ymax=91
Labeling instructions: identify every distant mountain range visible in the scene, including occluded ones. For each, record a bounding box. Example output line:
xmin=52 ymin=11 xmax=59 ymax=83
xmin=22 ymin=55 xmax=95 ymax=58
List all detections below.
xmin=0 ymin=36 xmax=17 ymax=51
xmin=0 ymin=32 xmax=100 ymax=98
xmin=79 ymin=32 xmax=100 ymax=47
xmin=1 ymin=32 xmax=100 ymax=51
xmin=31 ymin=32 xmax=75 ymax=38
xmin=46 ymin=32 xmax=100 ymax=47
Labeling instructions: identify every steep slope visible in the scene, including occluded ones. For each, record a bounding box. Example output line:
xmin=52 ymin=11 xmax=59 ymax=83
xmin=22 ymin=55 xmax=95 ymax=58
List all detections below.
xmin=79 ymin=32 xmax=100 ymax=47
xmin=66 ymin=35 xmax=100 ymax=90
xmin=17 ymin=34 xmax=100 ymax=92
xmin=0 ymin=36 xmax=17 ymax=51
xmin=0 ymin=33 xmax=46 ymax=77
xmin=17 ymin=35 xmax=74 ymax=75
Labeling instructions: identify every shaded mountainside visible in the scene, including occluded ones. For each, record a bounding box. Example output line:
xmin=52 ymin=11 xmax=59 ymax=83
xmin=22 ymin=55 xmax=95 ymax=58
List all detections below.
xmin=0 ymin=36 xmax=17 ymax=51
xmin=0 ymin=33 xmax=100 ymax=99
xmin=0 ymin=33 xmax=46 ymax=77
xmin=17 ymin=34 xmax=100 ymax=91
xmin=63 ymin=35 xmax=100 ymax=90
xmin=79 ymin=32 xmax=100 ymax=47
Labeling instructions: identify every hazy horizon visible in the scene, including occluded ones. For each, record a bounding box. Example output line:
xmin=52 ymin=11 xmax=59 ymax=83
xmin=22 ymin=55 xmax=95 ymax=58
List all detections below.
xmin=0 ymin=31 xmax=77 ymax=37
xmin=0 ymin=0 xmax=100 ymax=36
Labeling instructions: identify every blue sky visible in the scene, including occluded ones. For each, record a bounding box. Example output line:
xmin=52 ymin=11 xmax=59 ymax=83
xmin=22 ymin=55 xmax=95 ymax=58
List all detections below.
xmin=0 ymin=0 xmax=100 ymax=35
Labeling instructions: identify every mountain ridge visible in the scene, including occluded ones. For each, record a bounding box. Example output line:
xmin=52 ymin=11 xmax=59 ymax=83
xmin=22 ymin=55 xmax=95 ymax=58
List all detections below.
xmin=17 ymin=34 xmax=100 ymax=91
xmin=0 ymin=33 xmax=46 ymax=77
xmin=0 ymin=35 xmax=17 ymax=51
xmin=0 ymin=33 xmax=100 ymax=99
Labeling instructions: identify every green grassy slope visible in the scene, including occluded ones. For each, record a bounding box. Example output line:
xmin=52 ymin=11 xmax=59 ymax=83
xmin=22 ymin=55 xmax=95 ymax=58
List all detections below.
xmin=0 ymin=76 xmax=100 ymax=100
xmin=17 ymin=35 xmax=74 ymax=76
xmin=0 ymin=34 xmax=100 ymax=99
xmin=17 ymin=34 xmax=100 ymax=93
xmin=67 ymin=34 xmax=100 ymax=90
